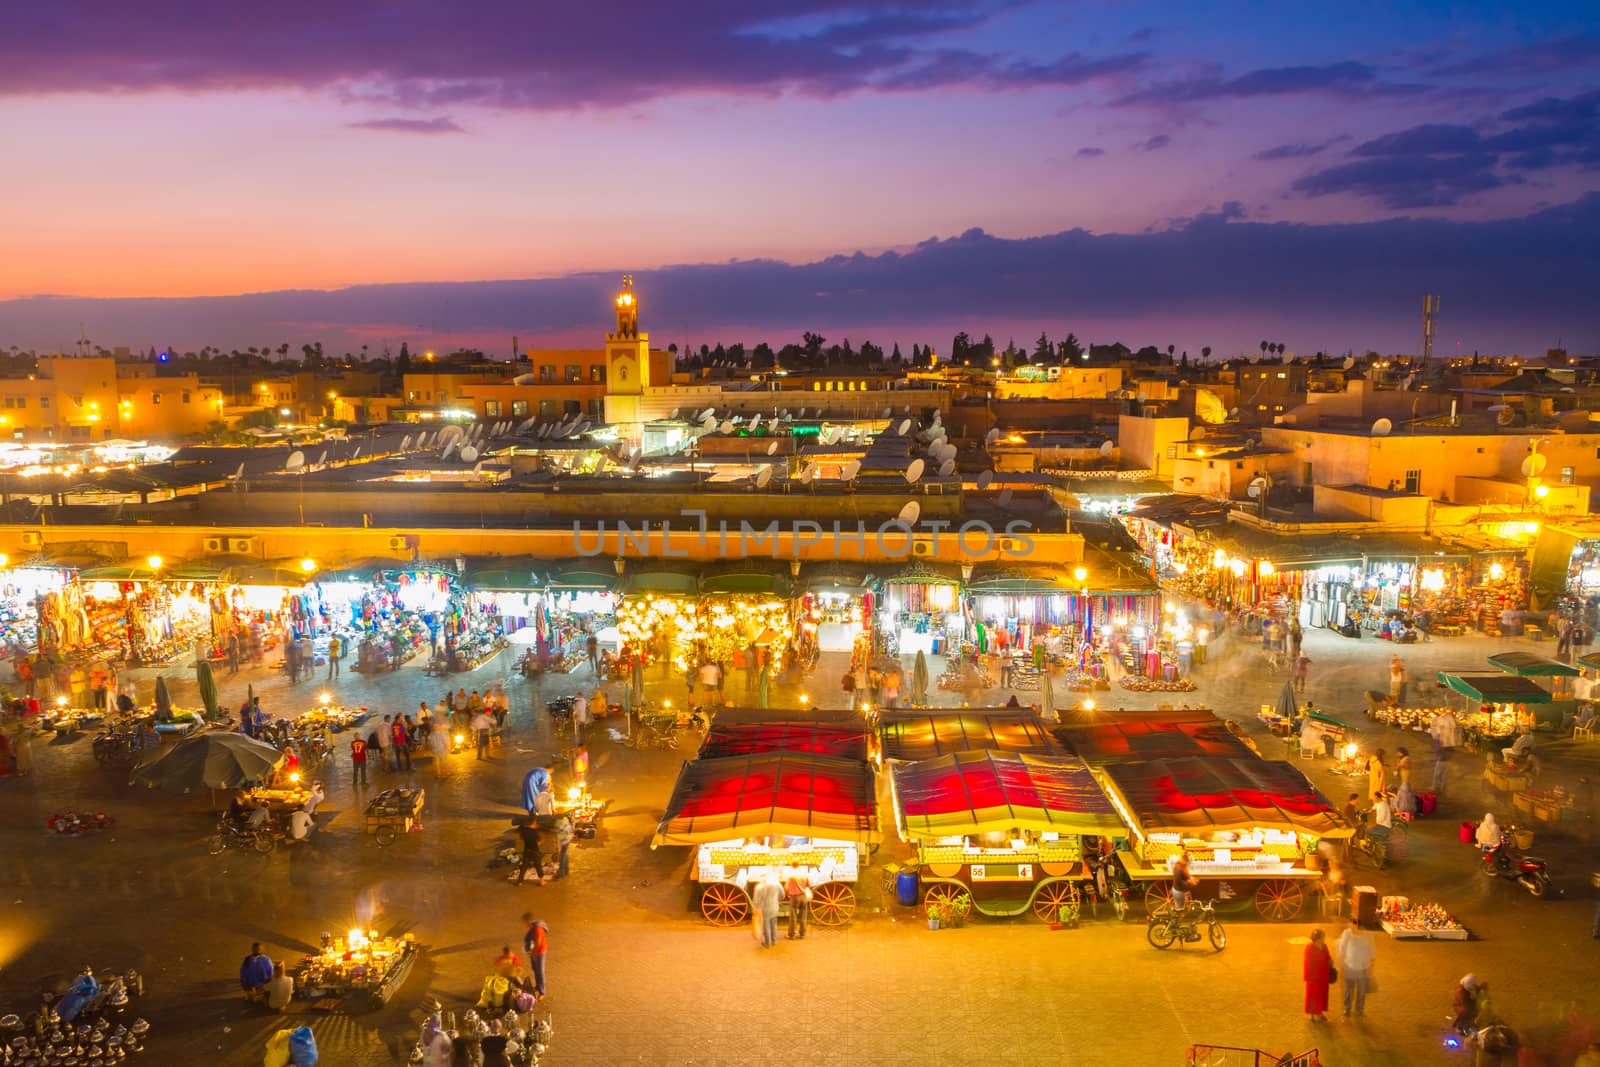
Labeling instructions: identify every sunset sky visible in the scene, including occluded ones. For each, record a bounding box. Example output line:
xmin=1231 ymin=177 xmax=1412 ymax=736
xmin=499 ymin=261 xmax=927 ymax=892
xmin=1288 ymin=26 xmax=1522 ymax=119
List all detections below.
xmin=2 ymin=2 xmax=1597 ymax=355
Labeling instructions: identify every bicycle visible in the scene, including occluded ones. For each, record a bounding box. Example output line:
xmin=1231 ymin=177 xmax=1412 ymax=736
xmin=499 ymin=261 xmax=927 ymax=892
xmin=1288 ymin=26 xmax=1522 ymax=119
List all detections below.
xmin=622 ymin=717 xmax=678 ymax=750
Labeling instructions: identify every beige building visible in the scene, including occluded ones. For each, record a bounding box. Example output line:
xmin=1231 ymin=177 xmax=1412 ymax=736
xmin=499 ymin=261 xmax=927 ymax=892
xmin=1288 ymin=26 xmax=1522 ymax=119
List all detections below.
xmin=0 ymin=357 xmax=224 ymax=440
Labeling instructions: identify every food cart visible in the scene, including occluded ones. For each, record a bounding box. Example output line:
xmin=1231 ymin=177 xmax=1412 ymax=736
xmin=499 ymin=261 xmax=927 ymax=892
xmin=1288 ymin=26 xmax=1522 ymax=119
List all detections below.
xmin=1435 ymin=672 xmax=1551 ymax=748
xmin=651 ymin=752 xmax=879 ymax=928
xmin=1098 ymin=757 xmax=1351 ymax=920
xmin=365 ymin=787 xmax=425 ymax=846
xmin=889 ymin=750 xmax=1128 ymax=922
xmin=294 ymin=928 xmax=420 ymax=1011
xmin=1052 ymin=708 xmax=1252 ymax=764
xmin=875 ymin=710 xmax=1061 ymax=765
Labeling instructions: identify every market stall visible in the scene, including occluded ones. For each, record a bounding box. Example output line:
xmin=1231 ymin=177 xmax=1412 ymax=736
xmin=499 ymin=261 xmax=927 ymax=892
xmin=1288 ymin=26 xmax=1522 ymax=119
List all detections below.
xmin=1051 ymin=709 xmax=1255 ymax=765
xmin=1098 ymin=756 xmax=1351 ymax=921
xmin=1435 ymin=672 xmax=1553 ymax=746
xmin=1486 ymin=650 xmax=1577 ymax=699
xmin=699 ymin=721 xmax=870 ymax=761
xmin=0 ymin=560 xmax=72 ymax=654
xmin=77 ymin=561 xmax=214 ymax=666
xmin=889 ymin=750 xmax=1127 ymax=921
xmin=875 ymin=711 xmax=1061 ymax=764
xmin=651 ymin=751 xmax=879 ymax=928
xmin=881 ymin=562 xmax=963 ymax=657
xmin=699 ymin=559 xmax=794 ymax=680
xmin=294 ymin=928 xmax=420 ymax=1011
xmin=539 ymin=559 xmax=619 ymax=661
xmin=615 ymin=561 xmax=701 ymax=674
xmin=795 ymin=562 xmax=877 ymax=655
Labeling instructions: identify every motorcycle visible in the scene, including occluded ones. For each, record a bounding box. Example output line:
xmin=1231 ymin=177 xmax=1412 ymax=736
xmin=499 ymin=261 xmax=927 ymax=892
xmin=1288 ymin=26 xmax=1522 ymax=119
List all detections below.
xmin=1481 ymin=830 xmax=1551 ymax=897
xmin=207 ymin=817 xmax=277 ymax=856
xmin=546 ymin=696 xmax=576 ymax=726
xmin=1147 ymin=899 xmax=1226 ymax=951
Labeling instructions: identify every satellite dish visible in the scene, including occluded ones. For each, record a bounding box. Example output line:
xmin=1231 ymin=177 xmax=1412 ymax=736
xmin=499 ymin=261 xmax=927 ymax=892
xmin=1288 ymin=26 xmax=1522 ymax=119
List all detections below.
xmin=400 ymin=434 xmax=413 ymax=450
xmin=699 ymin=408 xmax=715 ymax=421
xmin=285 ymin=450 xmax=305 ymax=471
xmin=938 ymin=459 xmax=956 ymax=478
xmin=1192 ymin=426 xmax=1207 ymax=440
xmin=798 ymin=466 xmax=816 ymax=484
xmin=985 ymin=428 xmax=1000 ymax=446
xmin=1371 ymin=418 xmax=1393 ymax=437
xmin=460 ymin=445 xmax=480 ymax=463
xmin=881 ymin=407 xmax=892 ymax=418
xmin=750 ymin=414 xmax=761 ymax=431
xmin=842 ymin=459 xmax=861 ymax=480
xmin=351 ymin=447 xmax=361 ymax=459
xmin=997 ymin=488 xmax=1013 ymax=507
xmin=766 ymin=441 xmax=779 ymax=456
xmin=537 ymin=424 xmax=549 ymax=439
xmin=513 ymin=373 xmax=536 ymax=386
xmin=1521 ymin=453 xmax=1547 ymax=477
xmin=441 ymin=442 xmax=458 ymax=461
xmin=897 ymin=418 xmax=912 ymax=435
xmin=669 ymin=409 xmax=680 ymax=420
xmin=976 ymin=470 xmax=994 ymax=490
xmin=755 ymin=467 xmax=773 ymax=489
xmin=701 ymin=414 xmax=717 ymax=431
xmin=719 ymin=420 xmax=734 ymax=434
xmin=440 ymin=425 xmax=466 ymax=446
xmin=1342 ymin=356 xmax=1355 ymax=370
xmin=1247 ymin=476 xmax=1269 ymax=499
xmin=897 ymin=501 xmax=921 ymax=525
xmin=316 ymin=450 xmax=328 ymax=467
xmin=1227 ymin=408 xmax=1240 ymax=419
xmin=1099 ymin=440 xmax=1114 ymax=457
xmin=230 ymin=462 xmax=245 ymax=480
xmin=937 ymin=443 xmax=958 ymax=463
xmin=904 ymin=458 xmax=926 ymax=483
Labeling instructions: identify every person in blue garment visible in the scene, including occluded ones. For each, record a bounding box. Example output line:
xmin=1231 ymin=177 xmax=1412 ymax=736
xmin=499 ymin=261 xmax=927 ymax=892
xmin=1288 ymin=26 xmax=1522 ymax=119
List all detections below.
xmin=521 ymin=765 xmax=552 ymax=813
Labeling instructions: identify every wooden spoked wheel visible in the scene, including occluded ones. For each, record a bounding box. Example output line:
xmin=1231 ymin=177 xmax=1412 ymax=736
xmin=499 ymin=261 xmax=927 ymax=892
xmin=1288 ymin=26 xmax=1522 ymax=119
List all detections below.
xmin=1254 ymin=879 xmax=1304 ymax=921
xmin=922 ymin=882 xmax=971 ymax=916
xmin=1031 ymin=880 xmax=1080 ymax=923
xmin=808 ymin=882 xmax=856 ymax=926
xmin=700 ymin=882 xmax=750 ymax=926
xmin=1144 ymin=880 xmax=1172 ymax=915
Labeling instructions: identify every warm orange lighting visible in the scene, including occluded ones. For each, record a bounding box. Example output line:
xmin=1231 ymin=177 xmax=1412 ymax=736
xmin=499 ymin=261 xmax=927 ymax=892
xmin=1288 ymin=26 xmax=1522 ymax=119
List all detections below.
xmin=1073 ymin=567 xmax=1087 ymax=582
xmin=146 ymin=555 xmax=163 ymax=570
xmin=1534 ymin=485 xmax=1549 ymax=498
xmin=300 ymin=558 xmax=318 ymax=572
xmin=1259 ymin=561 xmax=1276 ymax=577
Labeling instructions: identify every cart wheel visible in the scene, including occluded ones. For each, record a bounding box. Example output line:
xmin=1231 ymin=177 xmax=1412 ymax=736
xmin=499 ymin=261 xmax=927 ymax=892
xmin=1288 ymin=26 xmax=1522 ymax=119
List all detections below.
xmin=1254 ymin=879 xmax=1303 ymax=921
xmin=206 ymin=834 xmax=226 ymax=856
xmin=1145 ymin=916 xmax=1178 ymax=949
xmin=1143 ymin=880 xmax=1171 ymax=915
xmin=253 ymin=832 xmax=277 ymax=855
xmin=1030 ymin=880 xmax=1079 ymax=923
xmin=808 ymin=882 xmax=856 ymax=927
xmin=700 ymin=882 xmax=750 ymax=927
xmin=921 ymin=882 xmax=971 ymax=916
xmin=374 ymin=824 xmax=398 ymax=847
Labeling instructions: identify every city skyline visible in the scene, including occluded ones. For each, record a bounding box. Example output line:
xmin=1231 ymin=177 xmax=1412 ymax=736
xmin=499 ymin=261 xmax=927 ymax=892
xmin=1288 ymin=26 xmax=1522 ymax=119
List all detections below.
xmin=2 ymin=1 xmax=1597 ymax=354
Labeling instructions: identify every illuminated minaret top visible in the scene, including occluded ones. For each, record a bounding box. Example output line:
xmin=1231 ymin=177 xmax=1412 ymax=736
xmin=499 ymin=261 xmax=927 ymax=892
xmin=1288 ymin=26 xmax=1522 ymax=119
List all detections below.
xmin=613 ymin=274 xmax=639 ymax=340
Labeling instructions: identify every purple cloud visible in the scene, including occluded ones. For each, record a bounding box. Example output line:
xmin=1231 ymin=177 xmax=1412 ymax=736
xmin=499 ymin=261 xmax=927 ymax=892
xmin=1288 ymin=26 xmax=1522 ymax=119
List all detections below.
xmin=1134 ymin=134 xmax=1171 ymax=151
xmin=349 ymin=116 xmax=464 ymax=134
xmin=1352 ymin=123 xmax=1481 ymax=156
xmin=1116 ymin=60 xmax=1425 ymax=106
xmin=1075 ymin=146 xmax=1105 ymax=158
xmin=1435 ymin=33 xmax=1600 ymax=77
xmin=1292 ymin=153 xmax=1511 ymax=208
xmin=1252 ymin=137 xmax=1347 ymax=161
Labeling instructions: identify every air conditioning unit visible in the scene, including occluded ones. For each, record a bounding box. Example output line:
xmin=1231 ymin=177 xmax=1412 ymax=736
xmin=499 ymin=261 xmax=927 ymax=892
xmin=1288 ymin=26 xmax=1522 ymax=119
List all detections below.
xmin=203 ymin=536 xmax=227 ymax=553
xmin=20 ymin=530 xmax=43 ymax=548
xmin=911 ymin=540 xmax=935 ymax=558
xmin=387 ymin=535 xmax=413 ymax=552
xmin=998 ymin=537 xmax=1027 ymax=554
xmin=229 ymin=537 xmax=257 ymax=555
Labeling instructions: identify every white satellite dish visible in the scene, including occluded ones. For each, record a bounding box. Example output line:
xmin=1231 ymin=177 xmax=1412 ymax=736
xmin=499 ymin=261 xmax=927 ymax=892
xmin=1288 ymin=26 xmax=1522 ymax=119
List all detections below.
xmin=938 ymin=459 xmax=956 ymax=478
xmin=1099 ymin=440 xmax=1114 ymax=457
xmin=513 ymin=373 xmax=536 ymax=386
xmin=1342 ymin=356 xmax=1355 ymax=370
xmin=976 ymin=470 xmax=994 ymax=490
xmin=842 ymin=459 xmax=861 ymax=480
xmin=460 ymin=445 xmax=480 ymax=463
xmin=997 ymin=488 xmax=1013 ymax=507
xmin=905 ymin=458 xmax=926 ymax=482
xmin=798 ymin=466 xmax=816 ymax=484
xmin=750 ymin=414 xmax=761 ymax=431
xmin=938 ymin=443 xmax=959 ymax=464
xmin=1520 ymin=453 xmax=1547 ymax=477
xmin=1371 ymin=418 xmax=1393 ymax=437
xmin=441 ymin=442 xmax=458 ymax=461
xmin=1192 ymin=426 xmax=1207 ymax=440
xmin=897 ymin=501 xmax=921 ymax=525
xmin=985 ymin=428 xmax=1000 ymax=446
xmin=699 ymin=408 xmax=715 ymax=421
xmin=351 ymin=448 xmax=361 ymax=459
xmin=1227 ymin=408 xmax=1240 ymax=419
xmin=701 ymin=414 xmax=717 ymax=431
xmin=720 ymin=420 xmax=735 ymax=434
xmin=441 ymin=425 xmax=466 ymax=446
xmin=897 ymin=418 xmax=912 ymax=435
xmin=285 ymin=450 xmax=305 ymax=471
xmin=1247 ymin=476 xmax=1269 ymax=499
xmin=230 ymin=462 xmax=245 ymax=480
xmin=755 ymin=467 xmax=773 ymax=489
xmin=669 ymin=409 xmax=681 ymax=420
xmin=766 ymin=441 xmax=779 ymax=456
xmin=400 ymin=434 xmax=413 ymax=450
xmin=881 ymin=407 xmax=892 ymax=418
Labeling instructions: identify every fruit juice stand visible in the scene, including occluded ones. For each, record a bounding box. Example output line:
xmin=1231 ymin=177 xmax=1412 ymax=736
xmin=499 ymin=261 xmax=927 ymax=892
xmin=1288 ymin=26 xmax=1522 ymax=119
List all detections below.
xmin=888 ymin=750 xmax=1128 ymax=922
xmin=698 ymin=721 xmax=871 ymax=762
xmin=294 ymin=928 xmax=420 ymax=1012
xmin=1097 ymin=756 xmax=1351 ymax=921
xmin=874 ymin=710 xmax=1062 ymax=765
xmin=1050 ymin=708 xmax=1254 ymax=766
xmin=1435 ymin=672 xmax=1551 ymax=748
xmin=652 ymin=751 xmax=880 ymax=928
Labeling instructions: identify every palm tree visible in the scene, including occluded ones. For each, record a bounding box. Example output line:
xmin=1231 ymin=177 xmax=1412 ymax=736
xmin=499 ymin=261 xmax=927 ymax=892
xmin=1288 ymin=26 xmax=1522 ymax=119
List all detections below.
xmin=1259 ymin=340 xmax=1268 ymax=358
xmin=1201 ymin=346 xmax=1212 ymax=361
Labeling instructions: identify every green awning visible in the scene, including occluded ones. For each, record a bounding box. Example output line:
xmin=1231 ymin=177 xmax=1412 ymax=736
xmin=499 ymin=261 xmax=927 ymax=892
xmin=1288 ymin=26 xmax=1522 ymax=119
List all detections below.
xmin=1578 ymin=652 xmax=1600 ymax=672
xmin=796 ymin=562 xmax=878 ymax=595
xmin=620 ymin=560 xmax=700 ymax=596
xmin=318 ymin=557 xmax=409 ymax=584
xmin=463 ymin=556 xmax=541 ymax=591
xmin=1436 ymin=672 xmax=1552 ymax=704
xmin=1485 ymin=651 xmax=1578 ymax=678
xmin=544 ymin=559 xmax=618 ymax=592
xmin=966 ymin=562 xmax=1070 ymax=596
xmin=167 ymin=561 xmax=231 ymax=582
xmin=78 ymin=561 xmax=167 ymax=582
xmin=700 ymin=559 xmax=794 ymax=597
xmin=881 ymin=562 xmax=963 ymax=587
xmin=233 ymin=560 xmax=317 ymax=588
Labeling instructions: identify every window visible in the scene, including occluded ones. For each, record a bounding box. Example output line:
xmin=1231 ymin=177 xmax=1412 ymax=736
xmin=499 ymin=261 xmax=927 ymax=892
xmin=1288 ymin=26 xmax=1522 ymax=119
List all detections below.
xmin=2 ymin=398 xmax=11 ymax=409
xmin=39 ymin=396 xmax=48 ymax=408
xmin=565 ymin=364 xmax=581 ymax=382
xmin=587 ymin=398 xmax=604 ymax=417
xmin=511 ymin=399 xmax=528 ymax=416
xmin=1403 ymin=469 xmax=1420 ymax=493
xmin=182 ymin=390 xmax=192 ymax=403
xmin=590 ymin=365 xmax=606 ymax=383
xmin=484 ymin=400 xmax=502 ymax=417
xmin=563 ymin=399 xmax=581 ymax=416
xmin=539 ymin=365 xmax=556 ymax=383
xmin=1235 ymin=461 xmax=1245 ymax=470
xmin=1277 ymin=372 xmax=1287 ymax=379
xmin=152 ymin=392 xmax=162 ymax=405
xmin=539 ymin=399 xmax=556 ymax=416
xmin=13 ymin=398 xmax=23 ymax=409
xmin=1561 ymin=466 xmax=1576 ymax=484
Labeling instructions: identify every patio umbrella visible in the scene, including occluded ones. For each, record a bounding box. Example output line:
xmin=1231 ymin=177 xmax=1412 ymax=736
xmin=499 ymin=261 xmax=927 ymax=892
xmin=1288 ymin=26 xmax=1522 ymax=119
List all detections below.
xmin=154 ymin=676 xmax=172 ymax=719
xmin=1041 ymin=674 xmax=1055 ymax=722
xmin=758 ymin=664 xmax=771 ymax=709
xmin=912 ymin=651 xmax=929 ymax=706
xmin=1275 ymin=680 xmax=1298 ymax=720
xmin=631 ymin=658 xmax=645 ymax=707
xmin=196 ymin=660 xmax=219 ymax=720
xmin=130 ymin=733 xmax=283 ymax=793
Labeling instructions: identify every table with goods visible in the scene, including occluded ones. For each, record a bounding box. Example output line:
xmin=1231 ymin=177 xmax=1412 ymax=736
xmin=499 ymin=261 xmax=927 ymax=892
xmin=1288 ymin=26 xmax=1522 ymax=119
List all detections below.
xmin=244 ymin=784 xmax=310 ymax=816
xmin=1513 ymin=787 xmax=1576 ymax=824
xmin=1378 ymin=896 xmax=1468 ymax=940
xmin=365 ymin=787 xmax=425 ymax=846
xmin=552 ymin=787 xmax=606 ymax=839
xmin=293 ymin=929 xmax=420 ymax=1011
xmin=0 ymin=967 xmax=151 ymax=1061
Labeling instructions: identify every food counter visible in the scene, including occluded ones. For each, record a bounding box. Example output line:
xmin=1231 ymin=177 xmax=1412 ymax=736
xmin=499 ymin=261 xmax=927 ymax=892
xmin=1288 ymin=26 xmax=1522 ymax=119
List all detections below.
xmin=295 ymin=929 xmax=420 ymax=1011
xmin=1378 ymin=897 xmax=1467 ymax=940
xmin=245 ymin=785 xmax=310 ymax=815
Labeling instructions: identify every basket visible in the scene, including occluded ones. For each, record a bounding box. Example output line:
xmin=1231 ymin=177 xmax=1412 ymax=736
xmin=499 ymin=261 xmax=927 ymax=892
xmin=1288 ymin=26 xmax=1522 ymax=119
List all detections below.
xmin=1512 ymin=792 xmax=1535 ymax=815
xmin=1512 ymin=829 xmax=1534 ymax=850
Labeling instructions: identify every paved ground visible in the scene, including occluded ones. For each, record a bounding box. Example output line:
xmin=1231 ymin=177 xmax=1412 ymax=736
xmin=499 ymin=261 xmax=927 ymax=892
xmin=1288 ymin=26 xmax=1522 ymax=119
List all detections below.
xmin=2 ymin=622 xmax=1598 ymax=1066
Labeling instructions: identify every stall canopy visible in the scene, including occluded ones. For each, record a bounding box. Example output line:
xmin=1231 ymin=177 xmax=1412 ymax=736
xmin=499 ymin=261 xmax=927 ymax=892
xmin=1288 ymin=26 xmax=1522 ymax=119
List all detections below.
xmin=1436 ymin=672 xmax=1554 ymax=703
xmin=698 ymin=722 xmax=870 ymax=761
xmin=544 ymin=560 xmax=618 ymax=592
xmin=880 ymin=561 xmax=963 ymax=587
xmin=877 ymin=712 xmax=1062 ymax=762
xmin=891 ymin=751 xmax=1124 ymax=839
xmin=1102 ymin=758 xmax=1349 ymax=838
xmin=232 ymin=560 xmax=317 ymax=587
xmin=318 ymin=557 xmax=409 ymax=584
xmin=620 ymin=560 xmax=700 ymax=597
xmin=78 ymin=559 xmax=172 ymax=582
xmin=463 ymin=555 xmax=541 ymax=592
xmin=1579 ymin=652 xmax=1600 ymax=672
xmin=1051 ymin=710 xmax=1254 ymax=765
xmin=651 ymin=753 xmax=880 ymax=846
xmin=795 ymin=562 xmax=878 ymax=596
xmin=1485 ymin=651 xmax=1579 ymax=678
xmin=699 ymin=559 xmax=794 ymax=598
xmin=965 ymin=562 xmax=1071 ymax=596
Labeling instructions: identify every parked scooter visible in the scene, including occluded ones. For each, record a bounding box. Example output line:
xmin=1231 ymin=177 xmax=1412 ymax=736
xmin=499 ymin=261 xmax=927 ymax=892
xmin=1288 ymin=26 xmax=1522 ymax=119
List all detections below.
xmin=1481 ymin=828 xmax=1552 ymax=897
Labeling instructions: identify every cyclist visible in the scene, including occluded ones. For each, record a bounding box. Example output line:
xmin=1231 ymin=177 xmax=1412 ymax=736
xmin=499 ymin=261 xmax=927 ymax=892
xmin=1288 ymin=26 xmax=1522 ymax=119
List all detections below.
xmin=1171 ymin=854 xmax=1199 ymax=912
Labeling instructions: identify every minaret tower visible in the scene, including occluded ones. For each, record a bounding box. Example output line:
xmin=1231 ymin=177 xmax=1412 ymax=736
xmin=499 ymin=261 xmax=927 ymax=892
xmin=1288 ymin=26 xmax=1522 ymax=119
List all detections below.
xmin=603 ymin=274 xmax=651 ymax=438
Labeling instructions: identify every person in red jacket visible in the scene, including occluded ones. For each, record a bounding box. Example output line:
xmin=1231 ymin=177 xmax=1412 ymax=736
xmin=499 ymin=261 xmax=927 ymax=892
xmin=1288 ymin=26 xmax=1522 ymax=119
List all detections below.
xmin=521 ymin=914 xmax=548 ymax=999
xmin=1303 ymin=928 xmax=1332 ymax=1022
xmin=391 ymin=716 xmax=412 ymax=771
xmin=349 ymin=735 xmax=368 ymax=786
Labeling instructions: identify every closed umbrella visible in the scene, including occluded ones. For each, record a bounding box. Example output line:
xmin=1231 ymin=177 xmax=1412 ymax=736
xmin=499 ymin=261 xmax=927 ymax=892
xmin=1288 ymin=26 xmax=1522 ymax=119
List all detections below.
xmin=757 ymin=664 xmax=770 ymax=709
xmin=1041 ymin=673 xmax=1055 ymax=722
xmin=154 ymin=676 xmax=172 ymax=720
xmin=912 ymin=651 xmax=929 ymax=706
xmin=631 ymin=658 xmax=645 ymax=708
xmin=130 ymin=733 xmax=283 ymax=793
xmin=196 ymin=660 xmax=219 ymax=720
xmin=1276 ymin=679 xmax=1299 ymax=721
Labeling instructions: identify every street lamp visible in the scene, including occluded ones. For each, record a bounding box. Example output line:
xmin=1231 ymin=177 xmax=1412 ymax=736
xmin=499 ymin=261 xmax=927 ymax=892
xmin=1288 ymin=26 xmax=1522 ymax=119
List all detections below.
xmin=146 ymin=555 xmax=163 ymax=571
xmin=300 ymin=558 xmax=318 ymax=573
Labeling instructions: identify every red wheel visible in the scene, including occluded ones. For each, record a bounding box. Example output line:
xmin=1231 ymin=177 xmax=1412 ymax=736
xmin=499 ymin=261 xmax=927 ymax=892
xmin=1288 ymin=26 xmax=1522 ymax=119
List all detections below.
xmin=700 ymin=882 xmax=750 ymax=927
xmin=1254 ymin=879 xmax=1304 ymax=921
xmin=1031 ymin=881 xmax=1079 ymax=923
xmin=1144 ymin=880 xmax=1171 ymax=915
xmin=808 ymin=882 xmax=856 ymax=927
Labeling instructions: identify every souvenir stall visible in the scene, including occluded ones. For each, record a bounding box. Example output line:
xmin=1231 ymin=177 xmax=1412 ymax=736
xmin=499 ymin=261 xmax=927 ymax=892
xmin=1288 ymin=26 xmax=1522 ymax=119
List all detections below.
xmin=889 ymin=750 xmax=1128 ymax=922
xmin=1436 ymin=671 xmax=1553 ymax=746
xmin=294 ymin=928 xmax=421 ymax=1011
xmin=615 ymin=562 xmax=702 ymax=673
xmin=1295 ymin=562 xmax=1364 ymax=630
xmin=651 ymin=751 xmax=879 ymax=928
xmin=220 ymin=560 xmax=319 ymax=664
xmin=882 ymin=562 xmax=963 ymax=657
xmin=699 ymin=561 xmax=795 ymax=677
xmin=1099 ymin=756 xmax=1352 ymax=921
xmin=403 ymin=567 xmax=502 ymax=671
xmin=540 ymin=560 xmax=619 ymax=658
xmin=1405 ymin=551 xmax=1526 ymax=634
xmin=77 ymin=561 xmax=213 ymax=666
xmin=0 ymin=561 xmax=70 ymax=653
xmin=875 ymin=711 xmax=1061 ymax=764
xmin=795 ymin=563 xmax=877 ymax=654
